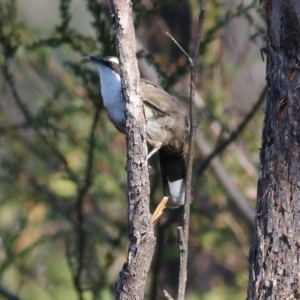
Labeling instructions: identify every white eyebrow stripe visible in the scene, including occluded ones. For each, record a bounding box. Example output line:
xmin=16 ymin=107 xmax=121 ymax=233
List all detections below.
xmin=107 ymin=57 xmax=119 ymax=65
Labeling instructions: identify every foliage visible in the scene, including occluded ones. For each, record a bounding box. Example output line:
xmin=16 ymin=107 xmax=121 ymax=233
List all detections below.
xmin=0 ymin=0 xmax=265 ymax=299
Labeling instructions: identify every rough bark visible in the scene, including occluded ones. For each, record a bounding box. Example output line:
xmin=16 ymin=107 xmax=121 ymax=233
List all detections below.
xmin=108 ymin=1 xmax=156 ymax=299
xmin=247 ymin=1 xmax=300 ymax=299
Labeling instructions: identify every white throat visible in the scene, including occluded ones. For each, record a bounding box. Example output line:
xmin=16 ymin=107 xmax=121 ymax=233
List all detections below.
xmin=97 ymin=65 xmax=125 ymax=126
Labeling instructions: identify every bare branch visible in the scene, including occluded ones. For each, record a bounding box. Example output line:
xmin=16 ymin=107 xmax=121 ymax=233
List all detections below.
xmin=166 ymin=32 xmax=192 ymax=64
xmin=109 ymin=0 xmax=155 ymax=298
xmin=177 ymin=2 xmax=206 ymax=299
xmin=177 ymin=226 xmax=186 ymax=286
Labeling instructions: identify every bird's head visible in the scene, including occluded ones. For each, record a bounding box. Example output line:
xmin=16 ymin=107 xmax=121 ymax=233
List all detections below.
xmin=83 ymin=56 xmax=120 ymax=75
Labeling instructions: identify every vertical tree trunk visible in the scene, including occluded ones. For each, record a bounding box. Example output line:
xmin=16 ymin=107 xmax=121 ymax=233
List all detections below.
xmin=108 ymin=0 xmax=156 ymax=299
xmin=247 ymin=1 xmax=300 ymax=299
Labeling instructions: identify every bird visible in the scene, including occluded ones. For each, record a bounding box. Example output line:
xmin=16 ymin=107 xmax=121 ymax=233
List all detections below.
xmin=84 ymin=56 xmax=189 ymax=208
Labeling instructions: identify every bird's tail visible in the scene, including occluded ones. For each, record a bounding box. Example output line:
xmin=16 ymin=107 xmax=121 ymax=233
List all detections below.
xmin=159 ymin=148 xmax=186 ymax=208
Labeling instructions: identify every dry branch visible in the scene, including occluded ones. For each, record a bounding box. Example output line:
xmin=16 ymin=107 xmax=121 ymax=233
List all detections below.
xmin=177 ymin=1 xmax=206 ymax=299
xmin=108 ymin=0 xmax=156 ymax=299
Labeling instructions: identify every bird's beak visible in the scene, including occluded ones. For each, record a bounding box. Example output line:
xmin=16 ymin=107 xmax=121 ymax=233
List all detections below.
xmin=82 ymin=56 xmax=91 ymax=62
xmin=82 ymin=56 xmax=102 ymax=64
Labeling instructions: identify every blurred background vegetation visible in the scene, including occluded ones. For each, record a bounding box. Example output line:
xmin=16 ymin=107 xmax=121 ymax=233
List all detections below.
xmin=0 ymin=0 xmax=266 ymax=299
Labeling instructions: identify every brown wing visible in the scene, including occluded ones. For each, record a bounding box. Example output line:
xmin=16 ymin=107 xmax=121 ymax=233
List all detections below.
xmin=140 ymin=79 xmax=183 ymax=115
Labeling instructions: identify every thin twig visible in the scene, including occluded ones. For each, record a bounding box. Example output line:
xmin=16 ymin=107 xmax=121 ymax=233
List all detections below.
xmin=166 ymin=32 xmax=192 ymax=64
xmin=197 ymin=85 xmax=267 ymax=175
xmin=177 ymin=1 xmax=206 ymax=300
xmin=177 ymin=226 xmax=185 ymax=299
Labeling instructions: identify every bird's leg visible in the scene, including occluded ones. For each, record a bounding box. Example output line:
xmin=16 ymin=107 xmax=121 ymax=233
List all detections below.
xmin=147 ymin=147 xmax=160 ymax=160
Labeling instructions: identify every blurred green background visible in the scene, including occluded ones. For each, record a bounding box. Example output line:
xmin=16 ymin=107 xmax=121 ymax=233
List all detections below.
xmin=0 ymin=0 xmax=266 ymax=299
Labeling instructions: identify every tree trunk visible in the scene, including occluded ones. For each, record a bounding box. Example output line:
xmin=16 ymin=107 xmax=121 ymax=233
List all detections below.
xmin=247 ymin=1 xmax=300 ymax=299
xmin=109 ymin=1 xmax=156 ymax=299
